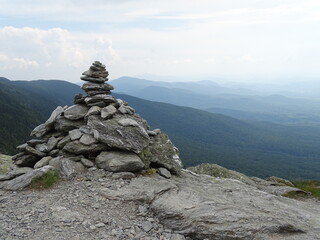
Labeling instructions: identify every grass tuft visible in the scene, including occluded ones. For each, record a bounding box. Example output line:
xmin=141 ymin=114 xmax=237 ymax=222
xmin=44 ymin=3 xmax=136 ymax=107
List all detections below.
xmin=143 ymin=168 xmax=157 ymax=176
xmin=283 ymin=180 xmax=320 ymax=200
xmin=29 ymin=169 xmax=60 ymax=190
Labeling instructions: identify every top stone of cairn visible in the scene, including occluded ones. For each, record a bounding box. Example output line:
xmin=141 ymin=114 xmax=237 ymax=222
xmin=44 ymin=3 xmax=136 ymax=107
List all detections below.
xmin=80 ymin=61 xmax=109 ymax=83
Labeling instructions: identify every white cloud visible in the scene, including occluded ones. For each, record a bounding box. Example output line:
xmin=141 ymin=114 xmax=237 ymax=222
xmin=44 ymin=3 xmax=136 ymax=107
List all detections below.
xmin=0 ymin=26 xmax=120 ymax=81
xmin=0 ymin=1 xmax=320 ymax=82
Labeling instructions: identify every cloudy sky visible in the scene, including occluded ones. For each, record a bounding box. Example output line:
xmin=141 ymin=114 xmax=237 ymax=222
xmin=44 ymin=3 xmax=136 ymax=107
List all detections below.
xmin=1 ymin=0 xmax=320 ymax=83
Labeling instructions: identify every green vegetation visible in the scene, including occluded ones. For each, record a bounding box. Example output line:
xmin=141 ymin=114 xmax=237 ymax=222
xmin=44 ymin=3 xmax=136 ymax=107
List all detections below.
xmin=0 ymin=154 xmax=13 ymax=174
xmin=289 ymin=180 xmax=320 ymax=199
xmin=115 ymin=93 xmax=320 ymax=180
xmin=1 ymin=77 xmax=320 ymax=180
xmin=29 ymin=169 xmax=60 ymax=189
xmin=143 ymin=168 xmax=157 ymax=176
xmin=0 ymin=77 xmax=82 ymax=155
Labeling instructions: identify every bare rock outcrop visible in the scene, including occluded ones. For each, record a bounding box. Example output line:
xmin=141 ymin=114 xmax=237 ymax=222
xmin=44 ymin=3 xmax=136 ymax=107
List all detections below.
xmin=101 ymin=170 xmax=320 ymax=240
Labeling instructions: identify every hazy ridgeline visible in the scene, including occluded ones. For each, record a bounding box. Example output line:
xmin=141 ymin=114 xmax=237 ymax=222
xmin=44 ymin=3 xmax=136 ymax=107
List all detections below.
xmin=1 ymin=76 xmax=320 ymax=180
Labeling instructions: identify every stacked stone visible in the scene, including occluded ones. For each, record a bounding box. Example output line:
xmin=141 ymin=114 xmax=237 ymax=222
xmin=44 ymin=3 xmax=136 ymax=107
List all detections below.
xmin=0 ymin=62 xmax=182 ymax=191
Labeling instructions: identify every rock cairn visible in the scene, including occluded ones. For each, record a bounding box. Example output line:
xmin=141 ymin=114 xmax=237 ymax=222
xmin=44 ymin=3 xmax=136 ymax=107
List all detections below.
xmin=0 ymin=61 xmax=182 ymax=190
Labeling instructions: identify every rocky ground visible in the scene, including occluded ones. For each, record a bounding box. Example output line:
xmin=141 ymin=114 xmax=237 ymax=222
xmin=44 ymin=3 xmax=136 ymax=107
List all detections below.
xmin=0 ymin=168 xmax=187 ymax=240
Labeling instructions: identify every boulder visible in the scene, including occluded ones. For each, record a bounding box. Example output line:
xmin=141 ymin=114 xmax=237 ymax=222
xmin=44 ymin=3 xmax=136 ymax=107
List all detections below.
xmin=81 ymin=82 xmax=113 ymax=92
xmin=25 ymin=146 xmax=46 ymax=158
xmin=60 ymin=158 xmax=85 ymax=179
xmin=139 ymin=132 xmax=182 ymax=174
xmin=27 ymin=139 xmax=46 ymax=147
xmin=56 ymin=135 xmax=71 ymax=149
xmin=69 ymin=129 xmax=83 ymax=140
xmin=34 ymin=156 xmax=52 ymax=169
xmin=46 ymin=136 xmax=59 ymax=152
xmin=63 ymin=140 xmax=108 ymax=155
xmin=31 ymin=106 xmax=64 ymax=137
xmin=95 ymin=151 xmax=145 ymax=172
xmin=74 ymin=93 xmax=86 ymax=104
xmin=0 ymin=166 xmax=54 ymax=191
xmin=35 ymin=143 xmax=48 ymax=153
xmin=101 ymin=105 xmax=117 ymax=119
xmin=88 ymin=115 xmax=149 ymax=154
xmin=16 ymin=143 xmax=28 ymax=151
xmin=84 ymin=95 xmax=116 ymax=105
xmin=64 ymin=104 xmax=89 ymax=120
xmin=8 ymin=167 xmax=33 ymax=177
xmin=158 ymin=167 xmax=171 ymax=179
xmin=266 ymin=176 xmax=295 ymax=187
xmin=54 ymin=117 xmax=84 ymax=132
xmin=80 ymin=76 xmax=105 ymax=83
xmin=85 ymin=106 xmax=101 ymax=118
xmin=80 ymin=158 xmax=94 ymax=168
xmin=49 ymin=157 xmax=85 ymax=179
xmin=79 ymin=134 xmax=98 ymax=146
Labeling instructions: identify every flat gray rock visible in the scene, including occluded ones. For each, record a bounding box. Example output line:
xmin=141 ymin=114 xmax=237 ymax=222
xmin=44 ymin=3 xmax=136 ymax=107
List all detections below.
xmin=80 ymin=158 xmax=94 ymax=168
xmin=60 ymin=159 xmax=85 ymax=179
xmin=54 ymin=117 xmax=84 ymax=132
xmin=79 ymin=133 xmax=97 ymax=146
xmin=85 ymin=106 xmax=101 ymax=118
xmin=35 ymin=143 xmax=48 ymax=153
xmin=63 ymin=140 xmax=108 ymax=155
xmin=27 ymin=139 xmax=46 ymax=147
xmin=0 ymin=166 xmax=54 ymax=191
xmin=8 ymin=167 xmax=33 ymax=177
xmin=81 ymin=82 xmax=113 ymax=91
xmin=84 ymin=95 xmax=116 ymax=105
xmin=101 ymin=105 xmax=117 ymax=119
xmin=31 ymin=106 xmax=64 ymax=137
xmin=158 ymin=168 xmax=171 ymax=179
xmin=111 ymin=172 xmax=136 ymax=179
xmin=64 ymin=105 xmax=89 ymax=120
xmin=101 ymin=171 xmax=320 ymax=240
xmin=56 ymin=135 xmax=71 ymax=149
xmin=25 ymin=145 xmax=46 ymax=158
xmin=69 ymin=129 xmax=83 ymax=140
xmin=88 ymin=115 xmax=149 ymax=154
xmin=95 ymin=151 xmax=145 ymax=172
xmin=46 ymin=137 xmax=59 ymax=152
xmin=34 ymin=156 xmax=52 ymax=169
xmin=49 ymin=157 xmax=85 ymax=179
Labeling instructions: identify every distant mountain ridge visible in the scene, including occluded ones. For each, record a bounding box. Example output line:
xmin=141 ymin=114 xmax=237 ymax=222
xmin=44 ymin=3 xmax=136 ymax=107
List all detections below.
xmin=1 ymin=77 xmax=320 ymax=179
xmin=111 ymin=76 xmax=320 ymax=125
xmin=0 ymin=77 xmax=82 ymax=154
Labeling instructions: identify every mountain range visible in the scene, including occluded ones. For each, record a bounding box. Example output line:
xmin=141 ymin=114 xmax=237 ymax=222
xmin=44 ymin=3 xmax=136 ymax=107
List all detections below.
xmin=1 ymin=77 xmax=320 ymax=179
xmin=110 ymin=77 xmax=320 ymax=126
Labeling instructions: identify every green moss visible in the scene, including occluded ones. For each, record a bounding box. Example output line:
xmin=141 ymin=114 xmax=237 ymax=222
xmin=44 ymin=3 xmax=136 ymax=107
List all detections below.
xmin=283 ymin=180 xmax=320 ymax=200
xmin=0 ymin=154 xmax=13 ymax=174
xmin=143 ymin=168 xmax=157 ymax=176
xmin=138 ymin=147 xmax=152 ymax=168
xmin=29 ymin=169 xmax=60 ymax=190
xmin=293 ymin=180 xmax=320 ymax=198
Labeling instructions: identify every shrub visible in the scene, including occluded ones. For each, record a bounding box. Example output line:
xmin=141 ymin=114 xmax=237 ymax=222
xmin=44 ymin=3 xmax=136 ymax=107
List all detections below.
xmin=29 ymin=169 xmax=60 ymax=189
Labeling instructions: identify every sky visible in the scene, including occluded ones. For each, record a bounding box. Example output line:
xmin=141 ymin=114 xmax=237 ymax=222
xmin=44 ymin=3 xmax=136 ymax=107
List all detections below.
xmin=0 ymin=0 xmax=320 ymax=83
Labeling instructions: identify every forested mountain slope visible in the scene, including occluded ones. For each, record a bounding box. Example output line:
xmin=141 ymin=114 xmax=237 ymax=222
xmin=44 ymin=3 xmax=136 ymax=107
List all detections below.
xmin=1 ymin=77 xmax=319 ymax=179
